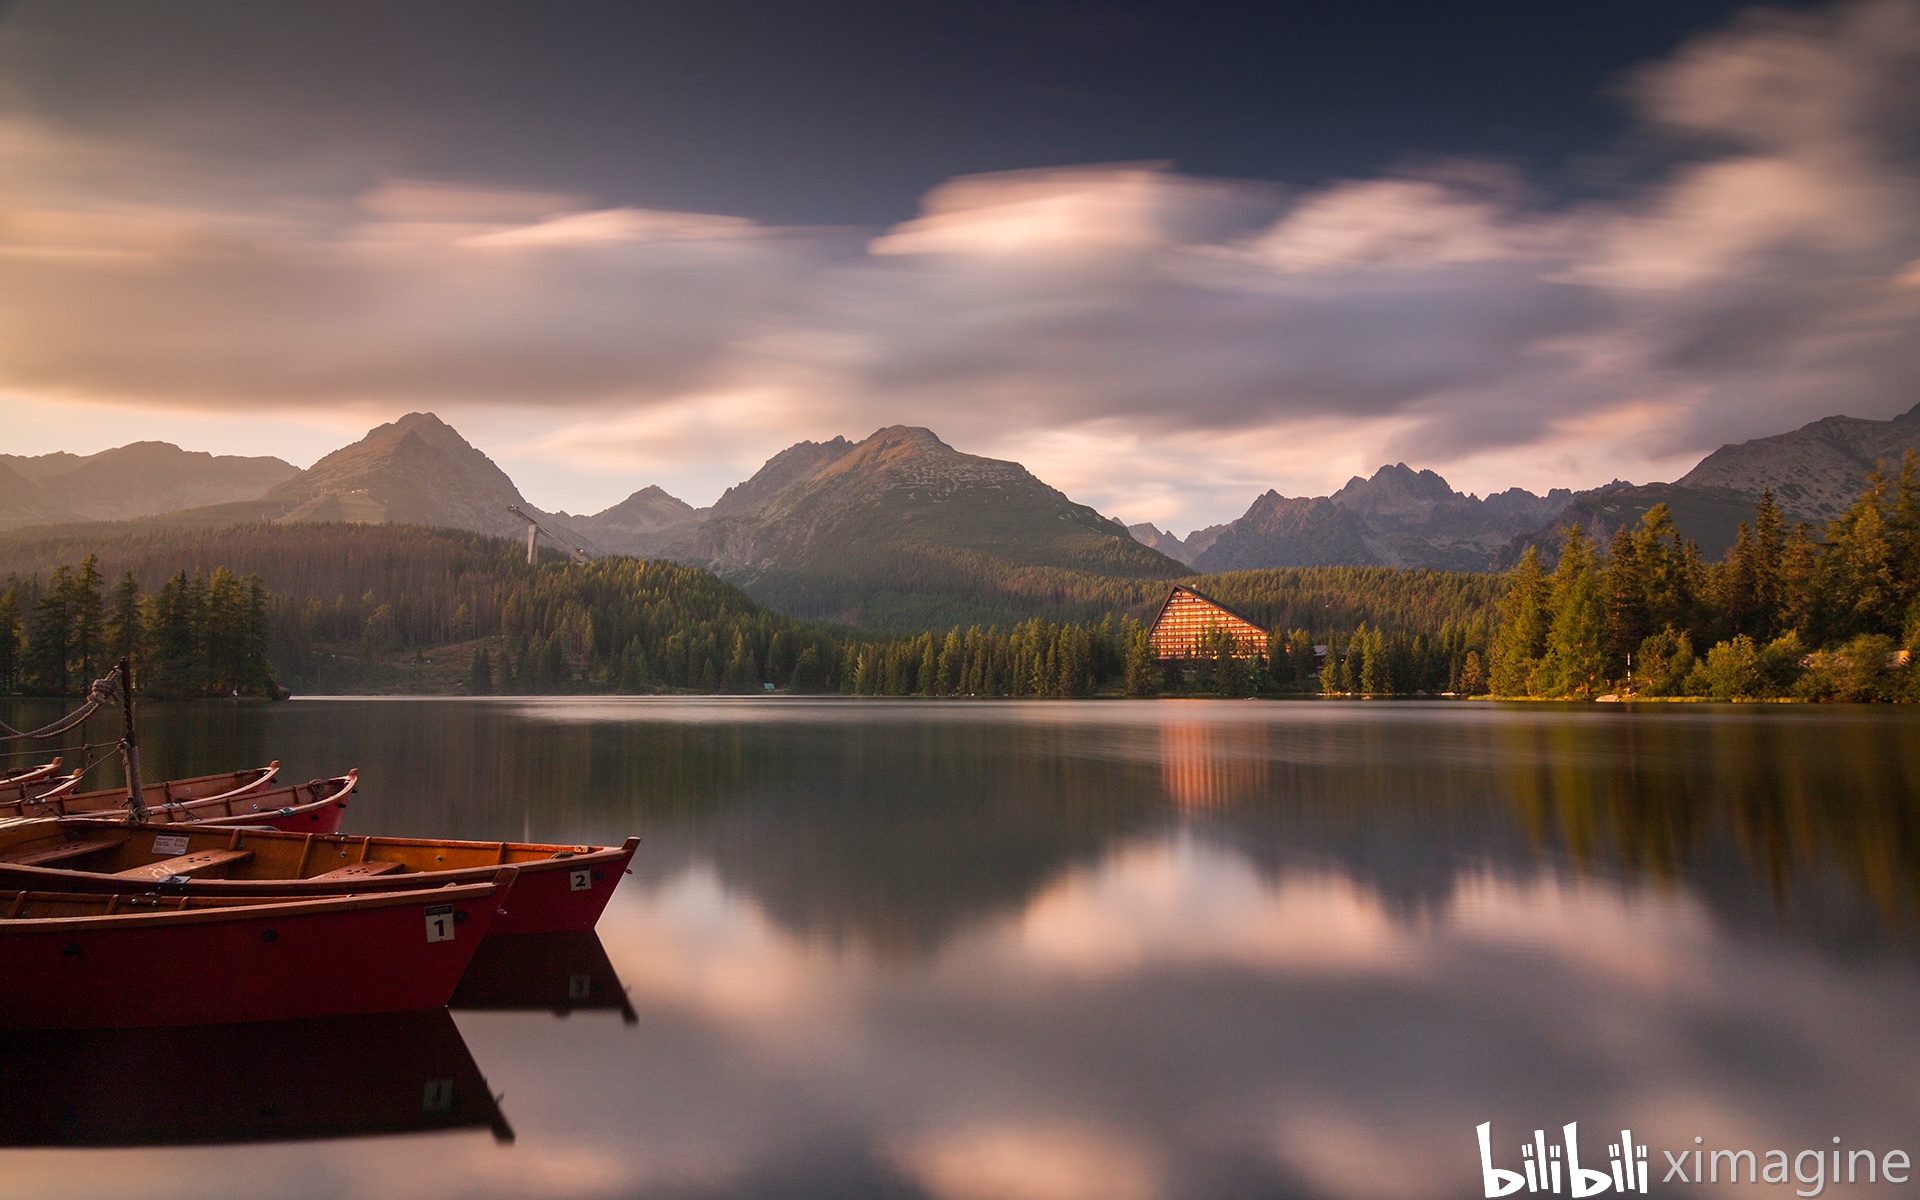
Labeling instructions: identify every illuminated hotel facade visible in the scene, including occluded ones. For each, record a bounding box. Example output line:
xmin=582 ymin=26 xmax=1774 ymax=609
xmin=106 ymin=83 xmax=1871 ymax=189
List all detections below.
xmin=1146 ymin=586 xmax=1271 ymax=660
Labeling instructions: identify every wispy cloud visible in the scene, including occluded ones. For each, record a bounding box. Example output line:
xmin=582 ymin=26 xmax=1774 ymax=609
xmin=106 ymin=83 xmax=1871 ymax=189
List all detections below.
xmin=0 ymin=0 xmax=1915 ymax=525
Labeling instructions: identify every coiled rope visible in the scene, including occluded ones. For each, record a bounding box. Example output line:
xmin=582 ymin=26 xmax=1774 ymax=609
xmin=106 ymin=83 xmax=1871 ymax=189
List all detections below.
xmin=0 ymin=667 xmax=121 ymax=742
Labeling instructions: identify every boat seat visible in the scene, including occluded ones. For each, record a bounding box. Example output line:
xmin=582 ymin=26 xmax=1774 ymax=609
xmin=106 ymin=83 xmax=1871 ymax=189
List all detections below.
xmin=308 ymin=860 xmax=407 ymax=880
xmin=0 ymin=834 xmax=127 ymax=867
xmin=113 ymin=848 xmax=254 ymax=882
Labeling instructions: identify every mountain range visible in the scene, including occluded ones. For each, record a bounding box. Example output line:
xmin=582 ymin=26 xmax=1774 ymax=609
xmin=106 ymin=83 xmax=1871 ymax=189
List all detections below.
xmin=0 ymin=443 xmax=296 ymax=529
xmin=565 ymin=425 xmax=1173 ymax=578
xmin=3 ymin=401 xmax=1915 ymax=620
xmin=1126 ymin=402 xmax=1920 ymax=568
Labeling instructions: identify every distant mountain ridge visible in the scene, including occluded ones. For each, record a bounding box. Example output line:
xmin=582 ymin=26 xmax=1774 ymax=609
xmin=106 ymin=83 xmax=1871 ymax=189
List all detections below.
xmin=264 ymin=412 xmax=589 ymax=544
xmin=6 ymin=403 xmax=1916 ymax=607
xmin=1677 ymin=402 xmax=1920 ymax=523
xmin=1158 ymin=464 xmax=1573 ymax=573
xmin=0 ymin=442 xmax=296 ymax=528
xmin=1125 ymin=522 xmax=1227 ymax=567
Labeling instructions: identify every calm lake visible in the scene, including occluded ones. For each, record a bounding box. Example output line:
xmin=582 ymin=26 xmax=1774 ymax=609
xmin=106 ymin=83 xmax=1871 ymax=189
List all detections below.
xmin=4 ymin=697 xmax=1920 ymax=1200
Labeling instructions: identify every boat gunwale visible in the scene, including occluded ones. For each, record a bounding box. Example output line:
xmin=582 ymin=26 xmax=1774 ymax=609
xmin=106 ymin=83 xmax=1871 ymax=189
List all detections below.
xmin=2 ymin=829 xmax=636 ymax=894
xmin=0 ymin=873 xmax=510 ymax=932
xmin=50 ymin=770 xmax=355 ymax=828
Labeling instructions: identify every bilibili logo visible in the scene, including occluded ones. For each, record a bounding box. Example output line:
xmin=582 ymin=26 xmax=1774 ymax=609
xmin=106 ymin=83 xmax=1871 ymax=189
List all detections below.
xmin=1477 ymin=1124 xmax=1915 ymax=1196
xmin=1477 ymin=1124 xmax=1650 ymax=1196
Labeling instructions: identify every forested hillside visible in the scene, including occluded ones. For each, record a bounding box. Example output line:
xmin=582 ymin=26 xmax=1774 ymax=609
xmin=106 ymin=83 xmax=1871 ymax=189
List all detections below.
xmin=1466 ymin=454 xmax=1920 ymax=703
xmin=0 ymin=520 xmax=1508 ymax=696
xmin=3 ymin=451 xmax=1913 ymax=702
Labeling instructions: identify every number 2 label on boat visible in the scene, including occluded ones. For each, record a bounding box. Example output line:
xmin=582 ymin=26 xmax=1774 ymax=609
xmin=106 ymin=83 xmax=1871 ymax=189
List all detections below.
xmin=569 ymin=870 xmax=591 ymax=892
xmin=425 ymin=904 xmax=456 ymax=943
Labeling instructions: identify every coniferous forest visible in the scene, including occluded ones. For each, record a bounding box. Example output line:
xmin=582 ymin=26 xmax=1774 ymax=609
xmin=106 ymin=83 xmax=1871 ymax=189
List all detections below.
xmin=0 ymin=452 xmax=1914 ymax=701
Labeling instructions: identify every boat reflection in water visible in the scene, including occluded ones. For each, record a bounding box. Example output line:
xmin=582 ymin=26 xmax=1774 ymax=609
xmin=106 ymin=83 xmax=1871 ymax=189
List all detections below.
xmin=450 ymin=931 xmax=637 ymax=1023
xmin=0 ymin=1008 xmax=512 ymax=1147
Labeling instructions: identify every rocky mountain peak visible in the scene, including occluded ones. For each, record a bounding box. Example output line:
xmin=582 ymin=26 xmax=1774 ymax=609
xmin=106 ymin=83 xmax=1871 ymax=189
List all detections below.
xmin=1677 ymin=404 xmax=1920 ymax=522
xmin=707 ymin=437 xmax=855 ymax=520
xmin=1331 ymin=463 xmax=1459 ymax=517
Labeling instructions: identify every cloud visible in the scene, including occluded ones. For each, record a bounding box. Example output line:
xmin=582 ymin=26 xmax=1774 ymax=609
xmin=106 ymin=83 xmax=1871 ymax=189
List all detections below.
xmin=0 ymin=0 xmax=1916 ymax=523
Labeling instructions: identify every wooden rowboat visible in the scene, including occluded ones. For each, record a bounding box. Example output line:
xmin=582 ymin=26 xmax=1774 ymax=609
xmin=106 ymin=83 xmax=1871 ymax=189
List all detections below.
xmin=0 ymin=766 xmax=80 ymax=806
xmin=0 ymin=1009 xmax=512 ymax=1146
xmin=1 ymin=771 xmax=351 ymax=833
xmin=0 ymin=818 xmax=632 ymax=935
xmin=0 ymin=869 xmax=516 ymax=1028
xmin=1 ymin=758 xmax=61 ymax=785
xmin=0 ymin=762 xmax=279 ymax=819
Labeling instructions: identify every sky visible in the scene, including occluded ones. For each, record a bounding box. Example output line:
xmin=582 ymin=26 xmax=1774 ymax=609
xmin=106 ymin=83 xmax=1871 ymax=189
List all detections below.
xmin=0 ymin=0 xmax=1916 ymax=532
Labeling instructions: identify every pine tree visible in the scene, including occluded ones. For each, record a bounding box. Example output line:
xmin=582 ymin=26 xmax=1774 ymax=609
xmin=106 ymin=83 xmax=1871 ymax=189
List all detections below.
xmin=0 ymin=586 xmax=19 ymax=694
xmin=723 ymin=632 xmax=757 ymax=692
xmin=107 ymin=571 xmax=142 ymax=667
xmin=1122 ymin=619 xmax=1158 ymax=697
xmin=918 ymin=633 xmax=938 ymax=696
xmin=70 ymin=555 xmax=106 ymax=685
xmin=24 ymin=565 xmax=74 ymax=695
xmin=1540 ymin=526 xmax=1608 ymax=698
xmin=1489 ymin=547 xmax=1550 ymax=695
xmin=1633 ymin=504 xmax=1694 ymax=634
xmin=1819 ymin=466 xmax=1899 ymax=640
xmin=1458 ymin=649 xmax=1486 ymax=695
xmin=1602 ymin=527 xmax=1645 ymax=678
xmin=469 ymin=645 xmax=494 ymax=694
xmin=1752 ymin=488 xmax=1785 ymax=636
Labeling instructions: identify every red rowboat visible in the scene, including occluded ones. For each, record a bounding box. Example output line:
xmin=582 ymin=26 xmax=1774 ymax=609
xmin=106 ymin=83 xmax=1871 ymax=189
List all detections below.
xmin=0 ymin=869 xmax=515 ymax=1028
xmin=0 ymin=820 xmax=632 ymax=934
xmin=0 ymin=1009 xmax=512 ymax=1146
xmin=0 ymin=763 xmax=280 ymax=821
xmin=17 ymin=771 xmax=355 ymax=833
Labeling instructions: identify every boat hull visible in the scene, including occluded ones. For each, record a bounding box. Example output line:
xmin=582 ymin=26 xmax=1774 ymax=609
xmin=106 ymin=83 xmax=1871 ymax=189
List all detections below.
xmin=0 ymin=828 xmax=633 ymax=935
xmin=74 ymin=772 xmax=354 ymax=833
xmin=188 ymin=790 xmax=348 ymax=833
xmin=0 ymin=764 xmax=279 ymax=817
xmin=0 ymin=879 xmax=507 ymax=1029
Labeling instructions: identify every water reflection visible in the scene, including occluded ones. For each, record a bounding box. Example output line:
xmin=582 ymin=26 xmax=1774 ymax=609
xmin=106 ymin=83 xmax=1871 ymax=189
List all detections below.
xmin=451 ymin=932 xmax=638 ymax=1023
xmin=1157 ymin=708 xmax=1270 ymax=812
xmin=0 ymin=1010 xmax=510 ymax=1147
xmin=3 ymin=698 xmax=1919 ymax=1199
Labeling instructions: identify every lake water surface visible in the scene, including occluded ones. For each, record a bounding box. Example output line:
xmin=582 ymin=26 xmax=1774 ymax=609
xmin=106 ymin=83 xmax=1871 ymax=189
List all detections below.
xmin=3 ymin=697 xmax=1919 ymax=1200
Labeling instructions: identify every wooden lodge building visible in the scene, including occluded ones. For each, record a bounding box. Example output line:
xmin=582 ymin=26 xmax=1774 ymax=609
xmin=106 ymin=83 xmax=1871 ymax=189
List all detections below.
xmin=1146 ymin=586 xmax=1271 ymax=660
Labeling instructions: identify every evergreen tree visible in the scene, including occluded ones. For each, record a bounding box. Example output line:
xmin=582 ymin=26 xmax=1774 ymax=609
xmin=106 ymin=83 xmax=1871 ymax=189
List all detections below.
xmin=1115 ymin=620 xmax=1150 ymax=696
xmin=1601 ymin=527 xmax=1646 ymax=678
xmin=1633 ymin=504 xmax=1695 ymax=634
xmin=0 ymin=586 xmax=19 ymax=694
xmin=1540 ymin=526 xmax=1608 ymax=698
xmin=1489 ymin=547 xmax=1550 ymax=695
xmin=107 ymin=571 xmax=142 ymax=666
xmin=24 ymin=565 xmax=74 ymax=695
xmin=1458 ymin=649 xmax=1486 ymax=695
xmin=723 ymin=632 xmax=758 ymax=692
xmin=791 ymin=645 xmax=826 ymax=692
xmin=1818 ymin=466 xmax=1900 ymax=640
xmin=469 ymin=646 xmax=493 ymax=695
xmin=69 ymin=555 xmax=106 ymax=685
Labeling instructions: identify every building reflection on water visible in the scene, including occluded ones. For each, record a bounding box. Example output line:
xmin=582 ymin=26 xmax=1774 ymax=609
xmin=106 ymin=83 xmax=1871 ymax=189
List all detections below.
xmin=1157 ymin=712 xmax=1270 ymax=812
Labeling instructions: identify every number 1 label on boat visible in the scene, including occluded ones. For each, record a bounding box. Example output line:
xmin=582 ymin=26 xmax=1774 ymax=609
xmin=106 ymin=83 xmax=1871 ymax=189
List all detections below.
xmin=425 ymin=904 xmax=456 ymax=943
xmin=570 ymin=869 xmax=591 ymax=892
